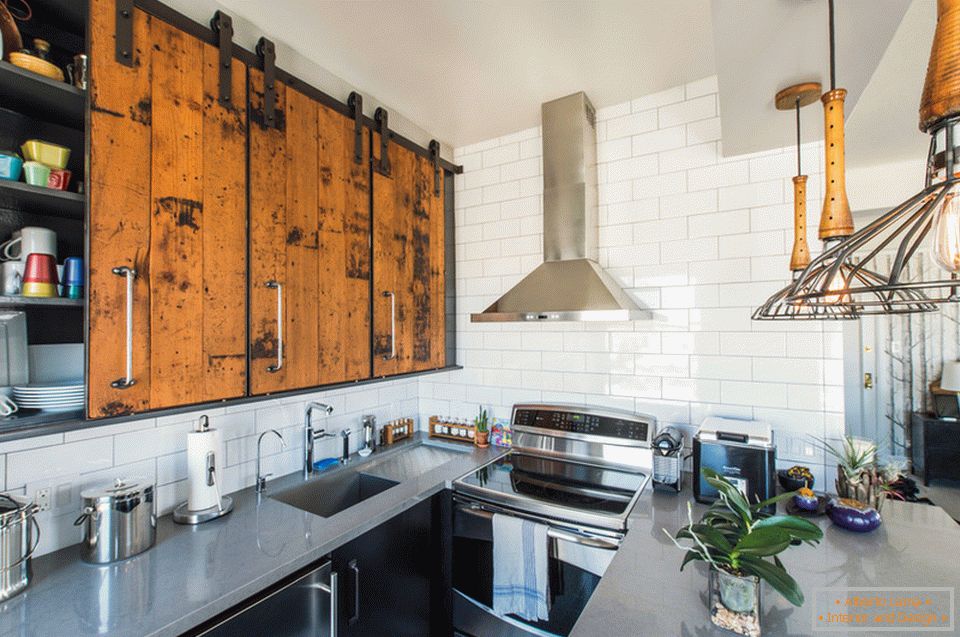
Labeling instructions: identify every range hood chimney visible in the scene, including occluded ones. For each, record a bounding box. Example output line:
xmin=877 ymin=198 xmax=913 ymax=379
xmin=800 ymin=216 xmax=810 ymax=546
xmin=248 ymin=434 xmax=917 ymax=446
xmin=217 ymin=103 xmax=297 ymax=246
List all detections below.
xmin=471 ymin=92 xmax=650 ymax=322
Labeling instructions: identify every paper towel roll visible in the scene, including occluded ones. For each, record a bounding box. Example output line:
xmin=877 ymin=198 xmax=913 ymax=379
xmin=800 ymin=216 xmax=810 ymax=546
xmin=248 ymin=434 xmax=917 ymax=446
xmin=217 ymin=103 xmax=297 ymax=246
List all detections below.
xmin=187 ymin=427 xmax=222 ymax=511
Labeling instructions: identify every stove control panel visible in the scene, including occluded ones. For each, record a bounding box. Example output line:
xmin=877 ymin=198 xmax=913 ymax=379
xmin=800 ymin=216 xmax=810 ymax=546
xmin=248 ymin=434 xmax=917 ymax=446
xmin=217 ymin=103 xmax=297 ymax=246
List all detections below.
xmin=512 ymin=405 xmax=652 ymax=444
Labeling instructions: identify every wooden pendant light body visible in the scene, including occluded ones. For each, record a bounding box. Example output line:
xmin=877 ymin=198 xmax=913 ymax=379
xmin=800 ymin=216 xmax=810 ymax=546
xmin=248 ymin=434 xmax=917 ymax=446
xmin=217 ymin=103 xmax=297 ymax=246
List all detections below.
xmin=920 ymin=0 xmax=960 ymax=132
xmin=790 ymin=175 xmax=810 ymax=270
xmin=819 ymin=88 xmax=854 ymax=239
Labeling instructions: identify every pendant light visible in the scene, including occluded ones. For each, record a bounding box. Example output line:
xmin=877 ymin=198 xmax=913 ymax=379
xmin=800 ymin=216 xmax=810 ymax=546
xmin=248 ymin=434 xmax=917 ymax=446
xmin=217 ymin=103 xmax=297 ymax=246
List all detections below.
xmin=784 ymin=0 xmax=938 ymax=315
xmin=753 ymin=82 xmax=856 ymax=319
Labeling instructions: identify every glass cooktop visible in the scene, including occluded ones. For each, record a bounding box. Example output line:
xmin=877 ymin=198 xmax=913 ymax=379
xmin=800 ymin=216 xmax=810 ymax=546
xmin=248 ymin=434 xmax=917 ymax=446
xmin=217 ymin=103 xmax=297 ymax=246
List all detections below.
xmin=455 ymin=452 xmax=647 ymax=516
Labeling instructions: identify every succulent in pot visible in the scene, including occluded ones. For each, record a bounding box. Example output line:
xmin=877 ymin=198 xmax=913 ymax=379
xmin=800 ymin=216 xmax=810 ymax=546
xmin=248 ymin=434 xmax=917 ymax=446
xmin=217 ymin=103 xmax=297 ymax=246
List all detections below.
xmin=666 ymin=468 xmax=823 ymax=636
xmin=473 ymin=407 xmax=490 ymax=448
xmin=793 ymin=487 xmax=819 ymax=512
xmin=816 ymin=436 xmax=904 ymax=513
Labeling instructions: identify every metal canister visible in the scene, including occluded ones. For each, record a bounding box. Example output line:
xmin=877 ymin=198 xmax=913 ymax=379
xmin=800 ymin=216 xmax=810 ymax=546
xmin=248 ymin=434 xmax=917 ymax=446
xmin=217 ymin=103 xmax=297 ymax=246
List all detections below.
xmin=0 ymin=493 xmax=40 ymax=601
xmin=74 ymin=479 xmax=156 ymax=564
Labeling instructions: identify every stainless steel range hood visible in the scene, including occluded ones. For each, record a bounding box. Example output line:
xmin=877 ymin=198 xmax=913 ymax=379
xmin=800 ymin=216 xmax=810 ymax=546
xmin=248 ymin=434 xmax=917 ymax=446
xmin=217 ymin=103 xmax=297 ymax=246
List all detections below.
xmin=471 ymin=92 xmax=650 ymax=322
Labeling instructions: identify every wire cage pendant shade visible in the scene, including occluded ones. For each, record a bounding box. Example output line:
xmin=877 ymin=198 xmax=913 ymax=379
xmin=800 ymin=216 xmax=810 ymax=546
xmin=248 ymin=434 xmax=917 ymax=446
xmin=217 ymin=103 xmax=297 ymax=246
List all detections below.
xmin=785 ymin=119 xmax=958 ymax=314
xmin=785 ymin=0 xmax=960 ymax=314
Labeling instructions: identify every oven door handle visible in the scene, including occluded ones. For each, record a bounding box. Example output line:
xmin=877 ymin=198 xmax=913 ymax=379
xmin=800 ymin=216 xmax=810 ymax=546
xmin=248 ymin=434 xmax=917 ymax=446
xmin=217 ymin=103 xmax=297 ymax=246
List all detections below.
xmin=456 ymin=502 xmax=621 ymax=551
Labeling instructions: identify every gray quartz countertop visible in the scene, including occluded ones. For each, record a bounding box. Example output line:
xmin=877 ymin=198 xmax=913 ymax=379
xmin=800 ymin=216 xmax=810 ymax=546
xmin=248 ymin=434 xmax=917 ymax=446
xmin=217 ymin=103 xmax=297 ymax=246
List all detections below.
xmin=571 ymin=478 xmax=960 ymax=637
xmin=1 ymin=440 xmax=957 ymax=637
xmin=0 ymin=433 xmax=503 ymax=637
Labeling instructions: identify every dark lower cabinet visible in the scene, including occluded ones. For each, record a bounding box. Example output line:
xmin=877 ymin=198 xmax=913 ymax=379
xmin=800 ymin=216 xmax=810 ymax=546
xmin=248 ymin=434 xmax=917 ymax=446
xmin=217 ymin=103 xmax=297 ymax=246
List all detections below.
xmin=911 ymin=412 xmax=960 ymax=485
xmin=331 ymin=493 xmax=446 ymax=637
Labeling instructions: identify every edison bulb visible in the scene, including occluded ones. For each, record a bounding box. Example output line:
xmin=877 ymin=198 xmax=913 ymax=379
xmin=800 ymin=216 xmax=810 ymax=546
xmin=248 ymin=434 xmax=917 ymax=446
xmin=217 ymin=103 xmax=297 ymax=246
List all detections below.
xmin=823 ymin=271 xmax=847 ymax=304
xmin=932 ymin=191 xmax=960 ymax=273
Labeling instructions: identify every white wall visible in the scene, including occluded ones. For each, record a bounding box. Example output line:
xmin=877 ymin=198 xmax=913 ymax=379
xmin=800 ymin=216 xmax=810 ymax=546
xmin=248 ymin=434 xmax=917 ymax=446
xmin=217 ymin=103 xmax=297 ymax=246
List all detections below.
xmin=420 ymin=76 xmax=847 ymax=485
xmin=6 ymin=379 xmax=418 ymax=556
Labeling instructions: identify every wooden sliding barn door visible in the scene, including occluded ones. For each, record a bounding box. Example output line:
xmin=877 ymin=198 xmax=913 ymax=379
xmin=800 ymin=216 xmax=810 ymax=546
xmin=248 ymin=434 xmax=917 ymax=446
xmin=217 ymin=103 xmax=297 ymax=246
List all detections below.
xmin=248 ymin=71 xmax=371 ymax=395
xmin=372 ymin=136 xmax=445 ymax=377
xmin=88 ymin=0 xmax=247 ymax=417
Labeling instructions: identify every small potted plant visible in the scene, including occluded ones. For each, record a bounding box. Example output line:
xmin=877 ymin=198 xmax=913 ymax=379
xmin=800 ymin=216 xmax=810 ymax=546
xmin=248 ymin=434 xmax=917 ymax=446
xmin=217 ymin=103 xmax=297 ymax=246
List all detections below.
xmin=474 ymin=407 xmax=490 ymax=448
xmin=817 ymin=436 xmax=885 ymax=511
xmin=666 ymin=469 xmax=823 ymax=636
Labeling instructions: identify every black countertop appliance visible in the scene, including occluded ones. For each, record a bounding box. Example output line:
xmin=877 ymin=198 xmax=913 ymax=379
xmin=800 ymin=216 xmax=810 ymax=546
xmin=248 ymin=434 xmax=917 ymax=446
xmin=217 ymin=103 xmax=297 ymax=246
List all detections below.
xmin=693 ymin=417 xmax=776 ymax=514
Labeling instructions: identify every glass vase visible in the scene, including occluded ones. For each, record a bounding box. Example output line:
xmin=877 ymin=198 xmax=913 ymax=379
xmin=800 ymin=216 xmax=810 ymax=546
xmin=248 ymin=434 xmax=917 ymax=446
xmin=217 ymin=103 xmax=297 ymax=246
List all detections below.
xmin=709 ymin=567 xmax=761 ymax=636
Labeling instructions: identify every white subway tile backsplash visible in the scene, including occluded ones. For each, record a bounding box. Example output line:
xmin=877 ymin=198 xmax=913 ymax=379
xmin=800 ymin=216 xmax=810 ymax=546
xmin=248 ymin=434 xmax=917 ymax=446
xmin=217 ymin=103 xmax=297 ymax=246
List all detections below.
xmin=632 ymin=86 xmax=685 ymax=112
xmin=658 ymin=94 xmax=716 ymax=127
xmin=632 ymin=126 xmax=686 ymax=156
xmin=8 ymin=438 xmax=114 ymax=488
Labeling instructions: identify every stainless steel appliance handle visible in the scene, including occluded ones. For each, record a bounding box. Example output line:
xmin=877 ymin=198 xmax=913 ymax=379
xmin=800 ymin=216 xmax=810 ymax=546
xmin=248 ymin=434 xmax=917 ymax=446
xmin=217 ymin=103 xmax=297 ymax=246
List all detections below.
xmin=348 ymin=559 xmax=360 ymax=624
xmin=317 ymin=568 xmax=339 ymax=637
xmin=329 ymin=570 xmax=339 ymax=637
xmin=382 ymin=291 xmax=395 ymax=360
xmin=455 ymin=500 xmax=621 ymax=550
xmin=266 ymin=280 xmax=283 ymax=372
xmin=111 ymin=266 xmax=137 ymax=389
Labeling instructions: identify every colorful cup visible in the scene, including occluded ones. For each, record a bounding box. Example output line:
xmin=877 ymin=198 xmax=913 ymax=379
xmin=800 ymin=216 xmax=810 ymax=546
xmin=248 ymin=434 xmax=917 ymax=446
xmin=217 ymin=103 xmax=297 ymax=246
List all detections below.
xmin=22 ymin=253 xmax=58 ymax=298
xmin=62 ymin=257 xmax=83 ymax=299
xmin=22 ymin=161 xmax=51 ymax=188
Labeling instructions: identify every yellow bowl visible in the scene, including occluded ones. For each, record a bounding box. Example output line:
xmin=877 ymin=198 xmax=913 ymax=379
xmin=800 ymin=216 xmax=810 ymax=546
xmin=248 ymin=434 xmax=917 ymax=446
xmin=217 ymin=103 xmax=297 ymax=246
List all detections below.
xmin=21 ymin=140 xmax=70 ymax=170
xmin=8 ymin=52 xmax=64 ymax=82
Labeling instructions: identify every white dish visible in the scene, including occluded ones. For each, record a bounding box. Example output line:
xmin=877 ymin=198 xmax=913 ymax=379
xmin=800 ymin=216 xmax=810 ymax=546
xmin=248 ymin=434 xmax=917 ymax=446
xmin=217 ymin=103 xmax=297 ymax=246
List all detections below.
xmin=13 ymin=387 xmax=83 ymax=396
xmin=16 ymin=400 xmax=84 ymax=408
xmin=13 ymin=389 xmax=84 ymax=397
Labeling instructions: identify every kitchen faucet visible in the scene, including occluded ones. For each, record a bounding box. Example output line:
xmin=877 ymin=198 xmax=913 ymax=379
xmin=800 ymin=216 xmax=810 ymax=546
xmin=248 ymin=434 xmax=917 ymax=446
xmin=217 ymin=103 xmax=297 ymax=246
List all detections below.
xmin=304 ymin=402 xmax=335 ymax=478
xmin=256 ymin=429 xmax=285 ymax=494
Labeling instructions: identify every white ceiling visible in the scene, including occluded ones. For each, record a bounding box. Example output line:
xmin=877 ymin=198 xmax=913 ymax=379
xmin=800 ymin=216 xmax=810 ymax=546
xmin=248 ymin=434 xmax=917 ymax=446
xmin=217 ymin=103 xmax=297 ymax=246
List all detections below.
xmin=711 ymin=0 xmax=911 ymax=157
xmin=213 ymin=0 xmax=716 ymax=147
xmin=209 ymin=0 xmax=932 ymax=169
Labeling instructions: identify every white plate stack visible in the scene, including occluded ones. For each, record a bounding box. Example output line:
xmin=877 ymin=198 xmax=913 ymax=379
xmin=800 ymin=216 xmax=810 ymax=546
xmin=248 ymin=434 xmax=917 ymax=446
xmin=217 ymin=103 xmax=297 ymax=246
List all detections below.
xmin=13 ymin=381 xmax=84 ymax=412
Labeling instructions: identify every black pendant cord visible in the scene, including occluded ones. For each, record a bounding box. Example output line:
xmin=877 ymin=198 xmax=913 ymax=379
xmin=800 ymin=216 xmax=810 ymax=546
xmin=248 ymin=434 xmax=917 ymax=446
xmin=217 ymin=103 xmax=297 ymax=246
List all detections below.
xmin=796 ymin=97 xmax=802 ymax=176
xmin=828 ymin=0 xmax=836 ymax=90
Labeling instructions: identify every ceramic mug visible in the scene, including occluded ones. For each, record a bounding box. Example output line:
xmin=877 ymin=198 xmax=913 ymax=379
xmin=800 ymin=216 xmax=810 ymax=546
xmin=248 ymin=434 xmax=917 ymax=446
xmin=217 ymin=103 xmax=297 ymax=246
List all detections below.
xmin=1 ymin=227 xmax=56 ymax=261
xmin=0 ymin=387 xmax=17 ymax=417
xmin=0 ymin=261 xmax=23 ymax=295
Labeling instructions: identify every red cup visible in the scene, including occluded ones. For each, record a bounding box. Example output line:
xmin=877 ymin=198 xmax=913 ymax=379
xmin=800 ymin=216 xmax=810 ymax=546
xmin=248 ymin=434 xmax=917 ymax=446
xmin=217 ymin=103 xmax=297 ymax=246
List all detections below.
xmin=47 ymin=169 xmax=72 ymax=191
xmin=23 ymin=253 xmax=58 ymax=284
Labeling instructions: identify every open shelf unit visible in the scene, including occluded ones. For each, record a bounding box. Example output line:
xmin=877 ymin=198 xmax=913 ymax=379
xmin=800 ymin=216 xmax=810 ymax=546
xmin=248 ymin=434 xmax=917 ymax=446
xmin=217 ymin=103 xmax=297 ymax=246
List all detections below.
xmin=0 ymin=61 xmax=85 ymax=130
xmin=0 ymin=179 xmax=85 ymax=219
xmin=0 ymin=2 xmax=87 ymax=432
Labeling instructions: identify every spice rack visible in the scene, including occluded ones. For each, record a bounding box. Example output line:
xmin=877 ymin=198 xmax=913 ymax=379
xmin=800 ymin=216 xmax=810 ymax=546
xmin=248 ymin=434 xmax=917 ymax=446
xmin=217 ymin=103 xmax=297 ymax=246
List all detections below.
xmin=380 ymin=418 xmax=414 ymax=446
xmin=428 ymin=416 xmax=475 ymax=443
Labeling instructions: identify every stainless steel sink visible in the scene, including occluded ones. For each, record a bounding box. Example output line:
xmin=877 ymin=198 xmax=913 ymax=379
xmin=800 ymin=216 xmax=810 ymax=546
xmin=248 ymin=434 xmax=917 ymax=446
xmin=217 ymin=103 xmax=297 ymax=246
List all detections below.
xmin=272 ymin=470 xmax=399 ymax=518
xmin=360 ymin=442 xmax=471 ymax=482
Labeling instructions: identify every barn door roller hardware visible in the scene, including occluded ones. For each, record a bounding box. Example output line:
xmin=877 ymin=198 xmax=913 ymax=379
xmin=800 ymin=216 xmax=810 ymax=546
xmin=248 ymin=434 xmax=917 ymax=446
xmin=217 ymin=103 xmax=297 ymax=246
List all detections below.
xmin=429 ymin=140 xmax=441 ymax=196
xmin=210 ymin=11 xmax=234 ymax=107
xmin=348 ymin=92 xmax=364 ymax=165
xmin=256 ymin=37 xmax=277 ymax=129
xmin=374 ymin=107 xmax=391 ymax=176
xmin=115 ymin=0 xmax=134 ymax=67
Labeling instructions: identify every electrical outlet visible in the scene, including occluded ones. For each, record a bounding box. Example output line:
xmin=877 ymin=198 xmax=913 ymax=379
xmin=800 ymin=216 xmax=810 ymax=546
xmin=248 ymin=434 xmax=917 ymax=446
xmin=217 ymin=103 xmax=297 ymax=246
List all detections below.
xmin=35 ymin=488 xmax=50 ymax=512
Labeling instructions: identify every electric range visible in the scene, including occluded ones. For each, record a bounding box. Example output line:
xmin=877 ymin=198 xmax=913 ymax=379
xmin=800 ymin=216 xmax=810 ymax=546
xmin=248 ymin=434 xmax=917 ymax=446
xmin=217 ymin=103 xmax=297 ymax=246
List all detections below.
xmin=453 ymin=403 xmax=655 ymax=533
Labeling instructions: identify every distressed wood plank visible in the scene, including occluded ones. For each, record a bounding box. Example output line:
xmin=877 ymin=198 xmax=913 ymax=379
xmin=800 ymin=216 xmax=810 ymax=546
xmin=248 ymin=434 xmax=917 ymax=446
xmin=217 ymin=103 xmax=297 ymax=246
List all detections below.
xmin=316 ymin=105 xmax=371 ymax=383
xmin=282 ymin=86 xmax=320 ymax=389
xmin=248 ymin=68 xmax=290 ymax=394
xmin=201 ymin=44 xmax=248 ymax=399
xmin=148 ymin=19 xmax=205 ymax=409
xmin=87 ymin=1 xmax=152 ymax=417
xmin=371 ymin=142 xmax=446 ymax=376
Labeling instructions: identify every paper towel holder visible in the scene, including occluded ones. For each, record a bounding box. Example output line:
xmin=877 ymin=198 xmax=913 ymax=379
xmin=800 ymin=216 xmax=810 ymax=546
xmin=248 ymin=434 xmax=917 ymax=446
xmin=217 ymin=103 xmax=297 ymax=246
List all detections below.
xmin=173 ymin=415 xmax=234 ymax=525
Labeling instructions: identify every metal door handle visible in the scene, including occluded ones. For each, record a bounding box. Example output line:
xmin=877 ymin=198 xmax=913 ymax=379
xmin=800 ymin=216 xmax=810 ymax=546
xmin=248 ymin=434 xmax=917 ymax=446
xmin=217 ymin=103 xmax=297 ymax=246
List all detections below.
xmin=266 ymin=280 xmax=283 ymax=372
xmin=111 ymin=266 xmax=137 ymax=389
xmin=348 ymin=559 xmax=360 ymax=625
xmin=382 ymin=291 xmax=395 ymax=360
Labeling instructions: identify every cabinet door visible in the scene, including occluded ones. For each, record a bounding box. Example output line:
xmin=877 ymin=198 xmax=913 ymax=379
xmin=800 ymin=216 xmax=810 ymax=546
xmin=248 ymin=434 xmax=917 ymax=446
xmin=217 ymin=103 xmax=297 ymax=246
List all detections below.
xmin=248 ymin=73 xmax=371 ymax=394
xmin=372 ymin=137 xmax=445 ymax=377
xmin=88 ymin=1 xmax=247 ymax=417
xmin=331 ymin=497 xmax=435 ymax=637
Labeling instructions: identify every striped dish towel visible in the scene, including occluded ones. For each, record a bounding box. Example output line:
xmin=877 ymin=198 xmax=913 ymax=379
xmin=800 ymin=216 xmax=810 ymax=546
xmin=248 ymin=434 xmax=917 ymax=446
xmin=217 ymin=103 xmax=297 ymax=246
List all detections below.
xmin=492 ymin=513 xmax=550 ymax=622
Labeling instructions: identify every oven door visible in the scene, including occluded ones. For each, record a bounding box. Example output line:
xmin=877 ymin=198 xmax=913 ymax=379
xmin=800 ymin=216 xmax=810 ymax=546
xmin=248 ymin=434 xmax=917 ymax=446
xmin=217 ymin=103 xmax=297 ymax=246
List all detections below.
xmin=451 ymin=495 xmax=621 ymax=637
